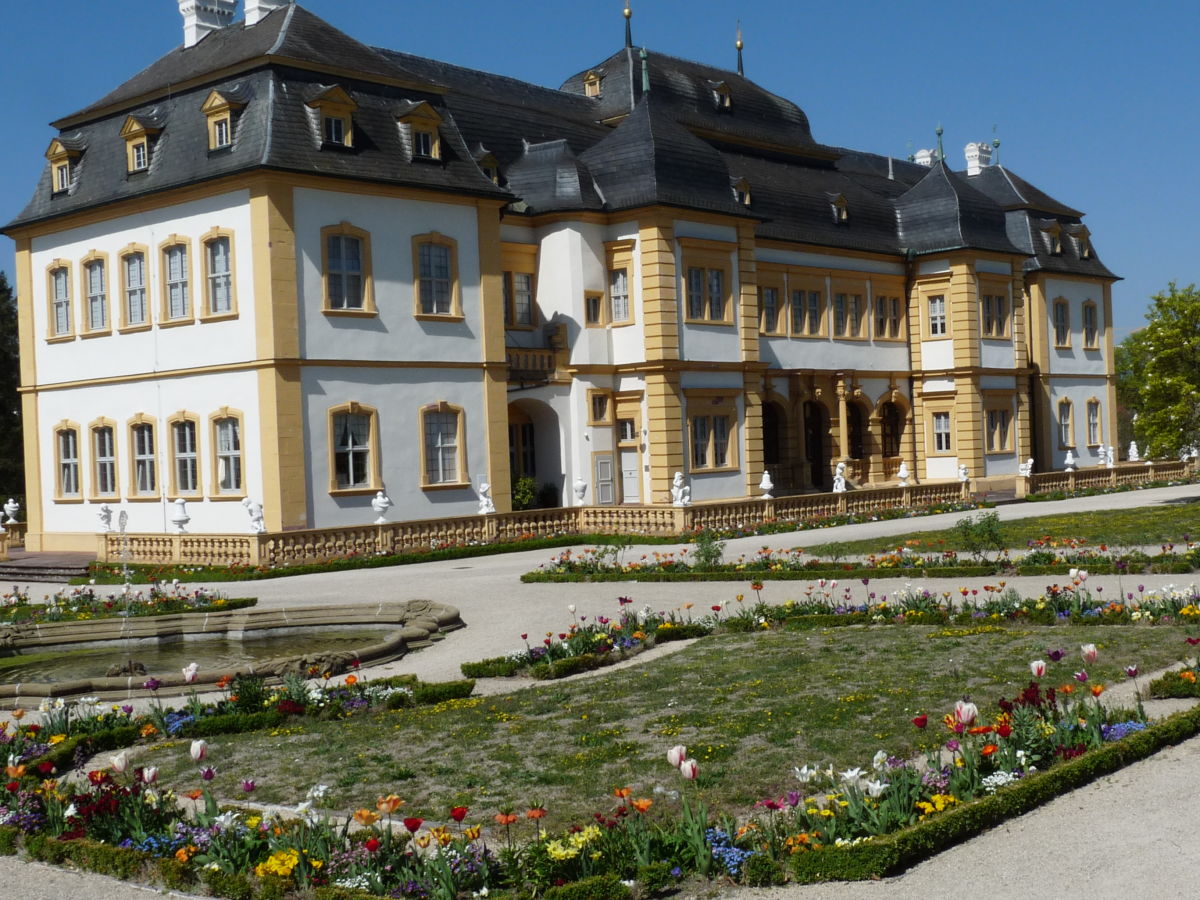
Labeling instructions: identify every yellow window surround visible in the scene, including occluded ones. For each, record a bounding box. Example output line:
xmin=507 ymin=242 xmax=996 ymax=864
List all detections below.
xmin=127 ymin=413 xmax=161 ymax=501
xmin=88 ymin=417 xmax=119 ymax=502
xmin=199 ymin=226 xmax=238 ymax=321
xmin=605 ymin=240 xmax=635 ymax=326
xmin=419 ymin=400 xmax=469 ymax=490
xmin=685 ymin=389 xmax=739 ymax=472
xmin=321 ymin=221 xmax=376 ymax=315
xmin=397 ymin=101 xmax=444 ymax=161
xmin=200 ymin=89 xmax=246 ymax=151
xmin=328 ymin=401 xmax=381 ymax=495
xmin=501 ymin=243 xmax=538 ymax=329
xmin=119 ymin=115 xmax=162 ymax=174
xmin=412 ymin=232 xmax=462 ymax=320
xmin=209 ymin=406 xmax=247 ymax=500
xmin=53 ymin=420 xmax=83 ymax=502
xmin=45 ymin=138 xmax=83 ymax=194
xmin=167 ymin=410 xmax=203 ymax=498
xmin=679 ymin=238 xmax=735 ymax=326
xmin=306 ymin=85 xmax=358 ymax=148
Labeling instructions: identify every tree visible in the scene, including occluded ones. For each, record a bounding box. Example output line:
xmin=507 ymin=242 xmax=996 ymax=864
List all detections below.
xmin=0 ymin=273 xmax=20 ymax=502
xmin=1118 ymin=282 xmax=1200 ymax=458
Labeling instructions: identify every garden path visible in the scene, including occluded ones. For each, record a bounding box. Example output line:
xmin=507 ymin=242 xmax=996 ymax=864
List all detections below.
xmin=4 ymin=481 xmax=1200 ymax=898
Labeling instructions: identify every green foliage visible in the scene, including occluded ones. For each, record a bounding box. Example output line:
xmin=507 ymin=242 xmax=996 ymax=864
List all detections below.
xmin=654 ymin=623 xmax=712 ymax=642
xmin=691 ymin=529 xmax=725 ymax=569
xmin=1119 ymin=282 xmax=1200 ymax=456
xmin=636 ymin=861 xmax=674 ymax=894
xmin=0 ymin=825 xmax=19 ymax=856
xmin=532 ymin=654 xmax=606 ymax=680
xmin=953 ymin=510 xmax=1005 ymax=562
xmin=460 ymin=656 xmax=524 ymax=678
xmin=0 ymin=272 xmax=21 ymax=501
xmin=543 ymin=873 xmax=631 ymax=900
xmin=743 ymin=851 xmax=785 ymax=886
xmin=230 ymin=674 xmax=269 ymax=714
xmin=512 ymin=475 xmax=539 ymax=510
xmin=411 ymin=678 xmax=476 ymax=705
xmin=314 ymin=888 xmax=379 ymax=900
xmin=1147 ymin=669 xmax=1200 ymax=698
xmin=154 ymin=857 xmax=196 ymax=891
xmin=201 ymin=868 xmax=255 ymax=900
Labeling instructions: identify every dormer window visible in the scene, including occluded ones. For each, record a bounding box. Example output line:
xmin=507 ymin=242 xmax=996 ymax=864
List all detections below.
xmin=583 ymin=70 xmax=603 ymax=98
xmin=396 ymin=100 xmax=444 ymax=162
xmin=733 ymin=178 xmax=751 ymax=207
xmin=45 ymin=137 xmax=83 ymax=196
xmin=1069 ymin=225 xmax=1092 ymax=259
xmin=479 ymin=154 xmax=500 ymax=184
xmin=119 ymin=114 xmax=162 ymax=174
xmin=710 ymin=81 xmax=732 ymax=110
xmin=828 ymin=193 xmax=849 ymax=224
xmin=306 ymin=85 xmax=357 ymax=150
xmin=1040 ymin=221 xmax=1063 ymax=255
xmin=201 ymin=88 xmax=246 ymax=152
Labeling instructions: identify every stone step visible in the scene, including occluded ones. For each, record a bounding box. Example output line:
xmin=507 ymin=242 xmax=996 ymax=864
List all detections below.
xmin=0 ymin=564 xmax=90 ymax=583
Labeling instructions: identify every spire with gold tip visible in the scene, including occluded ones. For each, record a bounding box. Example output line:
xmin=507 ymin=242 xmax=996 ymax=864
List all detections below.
xmin=736 ymin=21 xmax=744 ymax=77
xmin=624 ymin=1 xmax=633 ymax=48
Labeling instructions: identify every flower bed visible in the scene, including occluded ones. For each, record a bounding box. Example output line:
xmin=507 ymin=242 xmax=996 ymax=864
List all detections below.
xmin=0 ymin=583 xmax=250 ymax=625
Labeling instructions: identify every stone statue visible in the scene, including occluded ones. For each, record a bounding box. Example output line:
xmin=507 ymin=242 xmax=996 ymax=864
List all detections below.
xmin=1064 ymin=449 xmax=1076 ymax=471
xmin=759 ymin=470 xmax=774 ymax=500
xmin=670 ymin=471 xmax=692 ymax=507
xmin=169 ymin=498 xmax=190 ymax=534
xmin=573 ymin=476 xmax=587 ymax=506
xmin=1106 ymin=445 xmax=1115 ymax=469
xmin=3 ymin=499 xmax=18 ymax=524
xmin=896 ymin=461 xmax=910 ymax=487
xmin=957 ymin=464 xmax=970 ymax=483
xmin=371 ymin=490 xmax=393 ymax=524
xmin=1097 ymin=445 xmax=1108 ymax=468
xmin=97 ymin=504 xmax=114 ymax=533
xmin=1129 ymin=441 xmax=1140 ymax=462
xmin=478 ymin=482 xmax=496 ymax=515
xmin=1017 ymin=458 xmax=1034 ymax=477
xmin=242 ymin=497 xmax=266 ymax=534
xmin=832 ymin=462 xmax=847 ymax=493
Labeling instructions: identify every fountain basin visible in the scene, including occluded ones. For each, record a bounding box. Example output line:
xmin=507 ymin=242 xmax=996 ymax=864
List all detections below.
xmin=0 ymin=599 xmax=461 ymax=701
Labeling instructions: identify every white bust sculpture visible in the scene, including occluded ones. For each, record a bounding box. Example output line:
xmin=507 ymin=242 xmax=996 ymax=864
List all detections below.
xmin=3 ymin=499 xmax=18 ymax=524
xmin=1097 ymin=445 xmax=1108 ymax=468
xmin=478 ymin=481 xmax=496 ymax=515
xmin=896 ymin=461 xmax=910 ymax=486
xmin=1106 ymin=445 xmax=1115 ymax=469
xmin=169 ymin=498 xmax=190 ymax=534
xmin=1128 ymin=441 xmax=1140 ymax=462
xmin=957 ymin=464 xmax=970 ymax=483
xmin=371 ymin=490 xmax=393 ymax=524
xmin=1018 ymin=458 xmax=1034 ymax=477
xmin=832 ymin=461 xmax=847 ymax=493
xmin=759 ymin=470 xmax=774 ymax=499
xmin=97 ymin=504 xmax=114 ymax=533
xmin=573 ymin=476 xmax=587 ymax=506
xmin=1064 ymin=449 xmax=1077 ymax=471
xmin=242 ymin=497 xmax=266 ymax=534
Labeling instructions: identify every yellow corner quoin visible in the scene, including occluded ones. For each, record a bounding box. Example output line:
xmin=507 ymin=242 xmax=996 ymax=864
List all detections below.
xmin=3 ymin=3 xmax=1123 ymax=551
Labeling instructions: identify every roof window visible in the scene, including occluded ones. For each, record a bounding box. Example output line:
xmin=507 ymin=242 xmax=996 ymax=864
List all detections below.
xmin=306 ymin=85 xmax=357 ymax=150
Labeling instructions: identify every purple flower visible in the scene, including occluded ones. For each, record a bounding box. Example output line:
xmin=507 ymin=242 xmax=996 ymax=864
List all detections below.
xmin=1046 ymin=648 xmax=1066 ymax=662
xmin=200 ymin=766 xmax=217 ymax=781
xmin=1074 ymin=670 xmax=1089 ymax=683
xmin=120 ymin=705 xmax=134 ymax=715
xmin=945 ymin=740 xmax=960 ymax=752
xmin=143 ymin=678 xmax=161 ymax=692
xmin=241 ymin=779 xmax=256 ymax=793
xmin=784 ymin=790 xmax=801 ymax=808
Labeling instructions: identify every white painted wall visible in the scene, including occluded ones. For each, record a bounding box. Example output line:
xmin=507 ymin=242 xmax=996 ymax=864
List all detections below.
xmin=927 ymin=456 xmax=959 ymax=480
xmin=293 ymin=188 xmax=482 ymax=364
xmin=39 ymin=369 xmax=263 ymax=535
xmin=985 ymin=452 xmax=1019 ymax=476
xmin=980 ymin=340 xmax=1017 ymax=369
xmin=30 ymin=191 xmax=256 ymax=384
xmin=1046 ymin=377 xmax=1111 ymax=470
xmin=922 ymin=340 xmax=954 ymax=369
xmin=1044 ymin=277 xmax=1107 ymax=375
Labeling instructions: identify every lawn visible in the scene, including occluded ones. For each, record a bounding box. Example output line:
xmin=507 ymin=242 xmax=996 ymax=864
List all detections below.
xmin=144 ymin=621 xmax=1194 ymax=829
xmin=809 ymin=498 xmax=1200 ymax=557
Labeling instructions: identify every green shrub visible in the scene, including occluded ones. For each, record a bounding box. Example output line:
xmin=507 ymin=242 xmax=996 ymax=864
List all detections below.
xmin=512 ymin=475 xmax=538 ymax=511
xmin=655 ymin=623 xmax=712 ymax=642
xmin=743 ymin=851 xmax=785 ymax=886
xmin=532 ymin=654 xmax=605 ymax=680
xmin=182 ymin=710 xmax=286 ymax=737
xmin=460 ymin=656 xmax=523 ymax=678
xmin=68 ymin=840 xmax=148 ymax=880
xmin=636 ymin=861 xmax=674 ymax=894
xmin=412 ymin=679 xmax=476 ymax=705
xmin=154 ymin=857 xmax=195 ymax=891
xmin=24 ymin=833 xmax=71 ymax=865
xmin=255 ymin=875 xmax=290 ymax=900
xmin=544 ymin=873 xmax=631 ymax=900
xmin=953 ymin=510 xmax=1005 ymax=562
xmin=692 ymin=529 xmax=725 ymax=570
xmin=1148 ymin=669 xmax=1200 ymax=698
xmin=315 ymin=888 xmax=379 ymax=900
xmin=0 ymin=826 xmax=17 ymax=856
xmin=202 ymin=869 xmax=255 ymax=900
xmin=230 ymin=673 xmax=268 ymax=714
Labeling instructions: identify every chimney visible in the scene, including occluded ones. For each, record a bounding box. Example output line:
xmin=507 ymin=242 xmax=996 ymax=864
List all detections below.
xmin=964 ymin=141 xmax=993 ymax=176
xmin=178 ymin=0 xmax=236 ymax=48
xmin=913 ymin=148 xmax=936 ymax=168
xmin=246 ymin=0 xmax=291 ymax=26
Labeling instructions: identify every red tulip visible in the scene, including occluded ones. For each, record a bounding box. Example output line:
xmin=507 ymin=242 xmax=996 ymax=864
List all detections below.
xmin=365 ymin=837 xmax=381 ymax=852
xmin=450 ymin=806 xmax=468 ymax=823
xmin=403 ymin=817 xmax=424 ymax=833
xmin=912 ymin=714 xmax=928 ymax=729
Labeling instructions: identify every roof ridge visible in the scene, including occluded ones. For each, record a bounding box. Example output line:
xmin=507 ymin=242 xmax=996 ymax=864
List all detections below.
xmin=265 ymin=2 xmax=296 ymax=56
xmin=995 ymin=165 xmax=1029 ymax=206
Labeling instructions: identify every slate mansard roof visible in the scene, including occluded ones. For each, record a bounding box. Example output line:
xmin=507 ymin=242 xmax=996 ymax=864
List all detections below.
xmin=4 ymin=2 xmax=1114 ymax=279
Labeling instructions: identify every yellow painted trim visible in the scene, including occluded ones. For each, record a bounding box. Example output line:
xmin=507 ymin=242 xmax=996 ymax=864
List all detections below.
xmin=1057 ymin=398 xmax=1075 ymax=449
xmin=924 ymin=404 xmax=956 ymax=459
xmin=785 ymin=276 xmax=827 ymax=338
xmin=1052 ymin=297 xmax=1072 ymax=348
xmin=587 ymin=389 xmax=615 ymax=426
xmin=584 ymin=291 xmax=607 ymax=327
xmin=684 ymin=392 xmax=740 ymax=472
xmin=327 ymin=401 xmax=382 ymax=494
xmin=606 ymin=240 xmax=635 ymax=326
xmin=15 ymin=238 xmax=43 ymax=547
xmin=1085 ymin=396 xmax=1103 ymax=447
xmin=116 ymin=243 xmax=152 ymax=332
xmin=208 ymin=407 xmax=248 ymax=500
xmin=319 ymin=221 xmax=376 ymax=314
xmin=86 ymin=417 xmax=120 ymax=502
xmin=983 ymin=400 xmax=1015 ymax=454
xmin=51 ymin=419 xmax=83 ymax=502
xmin=165 ymin=410 xmax=204 ymax=499
xmin=158 ymin=235 xmax=195 ymax=325
xmin=198 ymin=226 xmax=239 ymax=321
xmin=681 ymin=245 xmax=735 ymax=326
xmin=418 ymin=400 xmax=469 ymax=490
xmin=45 ymin=259 xmax=75 ymax=340
xmin=476 ymin=200 xmax=511 ymax=512
xmin=1082 ymin=300 xmax=1100 ymax=350
xmin=126 ymin=413 xmax=161 ymax=500
xmin=411 ymin=232 xmax=461 ymax=318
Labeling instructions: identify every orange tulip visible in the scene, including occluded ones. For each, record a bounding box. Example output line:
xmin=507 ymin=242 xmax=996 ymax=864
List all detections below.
xmin=345 ymin=674 xmax=358 ymax=686
xmin=613 ymin=786 xmax=632 ymax=799
xmin=631 ymin=797 xmax=652 ymax=813
xmin=376 ymin=794 xmax=404 ymax=815
xmin=353 ymin=808 xmax=380 ymax=827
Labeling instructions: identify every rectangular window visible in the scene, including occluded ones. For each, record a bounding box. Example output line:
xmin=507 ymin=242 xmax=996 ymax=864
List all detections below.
xmin=707 ymin=268 xmax=725 ymax=320
xmin=617 ymin=418 xmax=637 ymax=443
xmin=323 ymin=116 xmax=345 ymax=145
xmin=55 ymin=163 xmax=71 ymax=192
xmin=424 ymin=411 xmax=459 ymax=484
xmin=1087 ymin=400 xmax=1101 ymax=445
xmin=165 ymin=245 xmax=189 ymax=319
xmin=86 ymin=260 xmax=107 ymax=331
xmin=215 ymin=418 xmax=242 ymax=493
xmin=888 ymin=297 xmax=901 ymax=338
xmin=327 ymin=234 xmax=364 ymax=309
xmin=848 ymin=294 xmax=862 ymax=337
xmin=1059 ymin=403 xmax=1073 ymax=447
xmin=51 ymin=267 xmax=71 ymax=335
xmin=591 ymin=393 xmax=609 ymax=423
xmin=981 ymin=294 xmax=1008 ymax=337
xmin=173 ymin=421 xmax=199 ymax=494
xmin=833 ymin=293 xmax=847 ymax=336
xmin=807 ymin=290 xmax=822 ymax=335
xmin=929 ymin=295 xmax=947 ymax=336
xmin=124 ymin=253 xmax=147 ymax=326
xmin=333 ymin=413 xmax=371 ymax=488
xmin=58 ymin=430 xmax=80 ymax=497
xmin=691 ymin=412 xmax=735 ymax=469
xmin=132 ymin=142 xmax=148 ymax=171
xmin=415 ymin=130 xmax=434 ymax=158
xmin=690 ymin=416 xmax=709 ymax=469
xmin=1054 ymin=301 xmax=1070 ymax=346
xmin=94 ymin=427 xmax=116 ymax=496
xmin=132 ymin=423 xmax=157 ymax=495
xmin=507 ymin=272 xmax=534 ymax=326
xmin=687 ymin=267 xmax=705 ymax=319
xmin=712 ymin=415 xmax=730 ymax=467
xmin=213 ymin=117 xmax=231 ymax=148
xmin=585 ymin=292 xmax=604 ymax=325
xmin=987 ymin=409 xmax=1011 ymax=452
xmin=1083 ymin=304 xmax=1098 ymax=348
xmin=206 ymin=237 xmax=232 ymax=314
xmin=933 ymin=411 xmax=951 ymax=453
xmin=760 ymin=287 xmax=778 ymax=333
xmin=790 ymin=289 xmax=806 ymax=334
xmin=418 ymin=243 xmax=452 ymax=315
xmin=609 ymin=268 xmax=630 ymax=323
xmin=875 ymin=296 xmax=887 ymax=338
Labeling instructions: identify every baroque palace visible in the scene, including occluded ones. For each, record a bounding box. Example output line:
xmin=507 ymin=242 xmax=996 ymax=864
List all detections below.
xmin=4 ymin=1 xmax=1117 ymax=550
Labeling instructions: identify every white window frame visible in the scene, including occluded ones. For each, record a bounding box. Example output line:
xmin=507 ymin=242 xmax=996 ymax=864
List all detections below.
xmin=133 ymin=423 xmax=157 ymax=495
xmin=85 ymin=259 xmax=107 ymax=331
xmin=165 ymin=245 xmax=190 ymax=320
xmin=333 ymin=412 xmax=372 ymax=489
xmin=51 ymin=267 xmax=71 ymax=335
xmin=206 ymin=237 xmax=233 ymax=315
xmin=58 ymin=429 xmax=80 ymax=497
xmin=94 ymin=426 xmax=117 ymax=497
xmin=418 ymin=242 xmax=453 ymax=315
xmin=933 ymin=411 xmax=952 ymax=453
xmin=215 ymin=417 xmax=242 ymax=494
xmin=327 ymin=233 xmax=364 ymax=310
xmin=423 ymin=410 xmax=460 ymax=484
xmin=929 ymin=295 xmax=947 ymax=336
xmin=124 ymin=252 xmax=147 ymax=326
xmin=173 ymin=421 xmax=199 ymax=495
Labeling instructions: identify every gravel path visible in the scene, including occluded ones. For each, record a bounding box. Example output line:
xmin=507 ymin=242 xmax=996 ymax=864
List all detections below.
xmin=3 ymin=482 xmax=1200 ymax=898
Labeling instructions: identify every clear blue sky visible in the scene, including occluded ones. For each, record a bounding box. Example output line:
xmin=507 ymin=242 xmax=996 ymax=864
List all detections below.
xmin=4 ymin=0 xmax=1197 ymax=341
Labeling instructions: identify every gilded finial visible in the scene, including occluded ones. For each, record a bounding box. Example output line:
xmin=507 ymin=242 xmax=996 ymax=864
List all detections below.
xmin=624 ymin=1 xmax=633 ymax=48
xmin=736 ymin=20 xmax=744 ymax=76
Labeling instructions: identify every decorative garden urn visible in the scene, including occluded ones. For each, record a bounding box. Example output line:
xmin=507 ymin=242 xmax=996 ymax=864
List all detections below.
xmin=169 ymin=498 xmax=190 ymax=534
